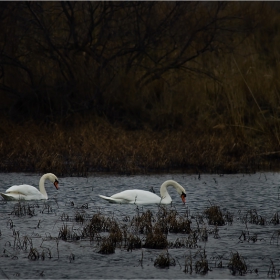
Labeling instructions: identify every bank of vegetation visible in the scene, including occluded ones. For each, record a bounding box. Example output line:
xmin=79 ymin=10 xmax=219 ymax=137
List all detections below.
xmin=0 ymin=2 xmax=280 ymax=175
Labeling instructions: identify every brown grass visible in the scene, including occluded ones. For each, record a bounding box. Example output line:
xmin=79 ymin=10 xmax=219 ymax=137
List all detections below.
xmin=204 ymin=204 xmax=225 ymax=226
xmin=154 ymin=250 xmax=176 ymax=268
xmin=194 ymin=249 xmax=209 ymax=274
xmin=0 ymin=111 xmax=279 ymax=175
xmin=228 ymin=252 xmax=247 ymax=276
xmin=143 ymin=226 xmax=168 ymax=249
xmin=98 ymin=236 xmax=116 ymax=254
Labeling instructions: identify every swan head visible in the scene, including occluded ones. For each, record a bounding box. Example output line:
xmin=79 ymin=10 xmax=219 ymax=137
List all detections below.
xmin=181 ymin=192 xmax=186 ymax=204
xmin=160 ymin=180 xmax=187 ymax=204
xmin=54 ymin=179 xmax=59 ymax=190
xmin=45 ymin=173 xmax=59 ymax=190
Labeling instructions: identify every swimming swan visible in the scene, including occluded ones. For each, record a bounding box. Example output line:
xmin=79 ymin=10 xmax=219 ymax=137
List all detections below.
xmin=0 ymin=173 xmax=59 ymax=201
xmin=99 ymin=180 xmax=186 ymax=205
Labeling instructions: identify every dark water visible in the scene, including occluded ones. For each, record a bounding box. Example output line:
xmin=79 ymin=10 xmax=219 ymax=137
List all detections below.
xmin=0 ymin=172 xmax=280 ymax=279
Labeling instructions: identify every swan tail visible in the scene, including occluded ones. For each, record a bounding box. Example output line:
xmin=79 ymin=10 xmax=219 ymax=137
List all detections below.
xmin=0 ymin=193 xmax=19 ymax=201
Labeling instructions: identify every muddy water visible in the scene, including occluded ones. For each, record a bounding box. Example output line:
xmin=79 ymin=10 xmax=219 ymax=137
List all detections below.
xmin=0 ymin=172 xmax=280 ymax=279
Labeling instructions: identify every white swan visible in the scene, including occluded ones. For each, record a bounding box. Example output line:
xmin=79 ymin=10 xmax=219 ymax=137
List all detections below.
xmin=99 ymin=180 xmax=186 ymax=205
xmin=0 ymin=173 xmax=59 ymax=201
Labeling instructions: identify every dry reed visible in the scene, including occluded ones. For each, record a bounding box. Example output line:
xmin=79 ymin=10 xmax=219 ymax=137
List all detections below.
xmin=204 ymin=204 xmax=225 ymax=226
xmin=227 ymin=252 xmax=247 ymax=276
xmin=0 ymin=114 xmax=279 ymax=175
xmin=154 ymin=250 xmax=176 ymax=268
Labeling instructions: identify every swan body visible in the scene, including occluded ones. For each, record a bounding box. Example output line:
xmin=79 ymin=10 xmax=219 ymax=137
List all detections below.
xmin=99 ymin=180 xmax=186 ymax=205
xmin=0 ymin=173 xmax=59 ymax=201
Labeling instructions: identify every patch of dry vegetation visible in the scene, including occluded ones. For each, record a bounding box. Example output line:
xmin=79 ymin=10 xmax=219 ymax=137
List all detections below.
xmin=3 ymin=199 xmax=279 ymax=276
xmin=228 ymin=252 xmax=247 ymax=276
xmin=0 ymin=117 xmax=278 ymax=175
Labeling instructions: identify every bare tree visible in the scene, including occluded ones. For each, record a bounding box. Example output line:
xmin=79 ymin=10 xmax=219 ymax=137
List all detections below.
xmin=0 ymin=1 xmax=258 ymax=122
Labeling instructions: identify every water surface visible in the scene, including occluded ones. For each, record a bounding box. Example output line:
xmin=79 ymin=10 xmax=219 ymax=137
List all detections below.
xmin=0 ymin=172 xmax=280 ymax=279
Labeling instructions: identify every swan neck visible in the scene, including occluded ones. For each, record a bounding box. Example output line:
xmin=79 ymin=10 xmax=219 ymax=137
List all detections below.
xmin=39 ymin=174 xmax=48 ymax=199
xmin=160 ymin=181 xmax=172 ymax=201
xmin=160 ymin=180 xmax=184 ymax=202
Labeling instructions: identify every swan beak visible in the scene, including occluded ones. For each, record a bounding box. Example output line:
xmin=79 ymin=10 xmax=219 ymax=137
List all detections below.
xmin=54 ymin=179 xmax=59 ymax=190
xmin=181 ymin=193 xmax=186 ymax=204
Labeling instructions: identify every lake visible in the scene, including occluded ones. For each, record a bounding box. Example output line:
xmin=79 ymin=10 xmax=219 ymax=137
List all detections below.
xmin=0 ymin=172 xmax=280 ymax=279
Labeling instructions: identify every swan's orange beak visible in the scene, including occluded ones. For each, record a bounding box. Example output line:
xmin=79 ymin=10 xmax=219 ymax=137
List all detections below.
xmin=181 ymin=193 xmax=186 ymax=204
xmin=54 ymin=179 xmax=59 ymax=190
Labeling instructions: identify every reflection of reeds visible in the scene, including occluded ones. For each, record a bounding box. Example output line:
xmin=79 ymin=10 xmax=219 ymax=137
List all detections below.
xmin=270 ymin=212 xmax=280 ymax=225
xmin=270 ymin=230 xmax=280 ymax=246
xmin=238 ymin=209 xmax=266 ymax=225
xmin=11 ymin=201 xmax=36 ymax=217
xmin=267 ymin=258 xmax=277 ymax=278
xmin=28 ymin=247 xmax=52 ymax=261
xmin=184 ymin=251 xmax=193 ymax=274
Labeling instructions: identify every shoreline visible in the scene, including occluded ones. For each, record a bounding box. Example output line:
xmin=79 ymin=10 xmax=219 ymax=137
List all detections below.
xmin=0 ymin=158 xmax=279 ymax=176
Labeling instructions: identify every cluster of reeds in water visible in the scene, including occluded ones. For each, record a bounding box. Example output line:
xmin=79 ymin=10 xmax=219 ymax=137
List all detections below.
xmin=3 ymin=198 xmax=280 ymax=277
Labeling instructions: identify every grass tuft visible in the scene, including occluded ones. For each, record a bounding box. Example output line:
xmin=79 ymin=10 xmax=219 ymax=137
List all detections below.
xmin=204 ymin=204 xmax=225 ymax=226
xmin=98 ymin=236 xmax=115 ymax=254
xmin=154 ymin=250 xmax=176 ymax=268
xmin=228 ymin=252 xmax=247 ymax=276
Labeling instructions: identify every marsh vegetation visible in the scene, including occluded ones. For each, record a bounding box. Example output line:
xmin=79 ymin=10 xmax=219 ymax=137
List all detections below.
xmin=1 ymin=2 xmax=280 ymax=175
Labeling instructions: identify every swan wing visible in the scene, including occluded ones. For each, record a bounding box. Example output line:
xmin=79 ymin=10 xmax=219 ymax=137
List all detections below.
xmin=110 ymin=189 xmax=163 ymax=205
xmin=5 ymin=184 xmax=41 ymax=196
xmin=99 ymin=195 xmax=130 ymax=204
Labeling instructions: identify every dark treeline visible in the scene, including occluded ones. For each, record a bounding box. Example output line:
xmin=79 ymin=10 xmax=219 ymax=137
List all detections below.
xmin=1 ymin=2 xmax=280 ymax=174
xmin=0 ymin=1 xmax=259 ymax=124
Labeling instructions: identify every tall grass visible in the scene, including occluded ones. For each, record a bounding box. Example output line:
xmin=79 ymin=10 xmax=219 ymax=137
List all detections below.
xmin=0 ymin=111 xmax=278 ymax=175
